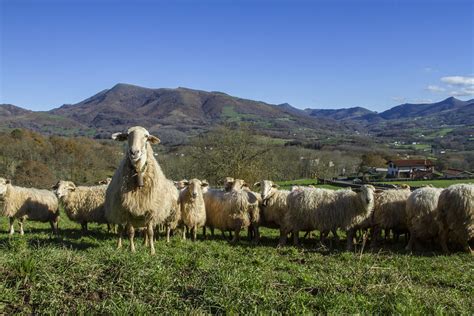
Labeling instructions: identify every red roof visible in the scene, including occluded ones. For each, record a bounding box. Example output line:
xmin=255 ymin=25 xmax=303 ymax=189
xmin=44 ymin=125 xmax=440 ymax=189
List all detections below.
xmin=388 ymin=159 xmax=434 ymax=167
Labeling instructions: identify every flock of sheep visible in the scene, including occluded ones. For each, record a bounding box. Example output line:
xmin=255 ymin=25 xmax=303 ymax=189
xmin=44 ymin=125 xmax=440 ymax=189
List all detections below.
xmin=0 ymin=126 xmax=473 ymax=255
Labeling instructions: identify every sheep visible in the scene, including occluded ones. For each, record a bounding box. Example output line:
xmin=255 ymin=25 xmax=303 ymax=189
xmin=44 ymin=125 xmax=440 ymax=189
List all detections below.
xmin=282 ymin=185 xmax=375 ymax=250
xmin=203 ymin=187 xmax=251 ymax=243
xmin=179 ymin=179 xmax=208 ymax=241
xmin=226 ymin=178 xmax=262 ymax=242
xmin=105 ymin=126 xmax=179 ymax=254
xmin=405 ymin=186 xmax=443 ymax=251
xmin=437 ymin=184 xmax=474 ymax=254
xmin=254 ymin=180 xmax=290 ymax=230
xmin=53 ymin=180 xmax=110 ymax=232
xmin=0 ymin=178 xmax=59 ymax=235
xmin=174 ymin=179 xmax=188 ymax=191
xmin=370 ymin=185 xmax=412 ymax=247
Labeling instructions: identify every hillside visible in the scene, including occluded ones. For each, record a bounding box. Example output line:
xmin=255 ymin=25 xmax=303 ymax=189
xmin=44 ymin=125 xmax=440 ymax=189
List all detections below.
xmin=48 ymin=83 xmax=354 ymax=140
xmin=1 ymin=85 xmax=472 ymax=146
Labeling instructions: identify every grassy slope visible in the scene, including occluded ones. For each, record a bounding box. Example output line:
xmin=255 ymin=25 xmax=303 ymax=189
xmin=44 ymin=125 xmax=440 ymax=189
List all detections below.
xmin=0 ymin=213 xmax=473 ymax=314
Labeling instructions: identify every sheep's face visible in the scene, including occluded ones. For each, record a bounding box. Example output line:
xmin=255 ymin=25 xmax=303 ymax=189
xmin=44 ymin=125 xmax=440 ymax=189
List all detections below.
xmin=112 ymin=126 xmax=160 ymax=169
xmin=230 ymin=179 xmax=248 ymax=191
xmin=255 ymin=180 xmax=278 ymax=200
xmin=358 ymin=185 xmax=375 ymax=209
xmin=98 ymin=178 xmax=112 ymax=186
xmin=53 ymin=180 xmax=76 ymax=198
xmin=223 ymin=177 xmax=235 ymax=192
xmin=184 ymin=179 xmax=208 ymax=200
xmin=0 ymin=177 xmax=9 ymax=198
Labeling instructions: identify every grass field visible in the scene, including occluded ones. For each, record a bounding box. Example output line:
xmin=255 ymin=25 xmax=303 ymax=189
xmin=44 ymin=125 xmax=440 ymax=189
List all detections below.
xmin=1 ymin=213 xmax=473 ymax=314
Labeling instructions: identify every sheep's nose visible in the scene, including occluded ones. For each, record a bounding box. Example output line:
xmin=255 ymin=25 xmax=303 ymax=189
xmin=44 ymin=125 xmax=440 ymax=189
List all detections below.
xmin=129 ymin=149 xmax=140 ymax=157
xmin=192 ymin=192 xmax=197 ymax=198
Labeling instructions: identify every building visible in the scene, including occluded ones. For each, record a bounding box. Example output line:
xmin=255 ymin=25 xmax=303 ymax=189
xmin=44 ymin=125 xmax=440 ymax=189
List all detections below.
xmin=442 ymin=168 xmax=474 ymax=179
xmin=387 ymin=159 xmax=434 ymax=179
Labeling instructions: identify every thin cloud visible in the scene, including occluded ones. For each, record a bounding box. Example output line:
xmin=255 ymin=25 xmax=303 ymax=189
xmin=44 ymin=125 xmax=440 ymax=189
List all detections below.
xmin=440 ymin=76 xmax=474 ymax=86
xmin=450 ymin=88 xmax=474 ymax=97
xmin=426 ymin=85 xmax=446 ymax=93
xmin=392 ymin=96 xmax=406 ymax=103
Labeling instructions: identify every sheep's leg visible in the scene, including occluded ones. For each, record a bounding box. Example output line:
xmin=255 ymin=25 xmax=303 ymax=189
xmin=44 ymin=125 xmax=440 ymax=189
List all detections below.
xmin=166 ymin=226 xmax=171 ymax=243
xmin=202 ymin=226 xmax=206 ymax=238
xmin=19 ymin=218 xmax=25 ymax=235
xmin=230 ymin=229 xmax=240 ymax=244
xmin=127 ymin=224 xmax=136 ymax=253
xmin=277 ymin=229 xmax=288 ymax=247
xmin=253 ymin=226 xmax=260 ymax=243
xmin=116 ymin=225 xmax=123 ymax=249
xmin=81 ymin=222 xmax=88 ymax=233
xmin=182 ymin=227 xmax=187 ymax=240
xmin=346 ymin=229 xmax=356 ymax=251
xmin=147 ymin=222 xmax=155 ymax=255
xmin=405 ymin=232 xmax=415 ymax=251
xmin=210 ymin=227 xmax=215 ymax=237
xmin=370 ymin=226 xmax=381 ymax=248
xmin=247 ymin=226 xmax=253 ymax=241
xmin=192 ymin=226 xmax=197 ymax=241
xmin=438 ymin=226 xmax=449 ymax=254
xmin=461 ymin=242 xmax=473 ymax=255
xmin=144 ymin=228 xmax=149 ymax=246
xmin=393 ymin=231 xmax=400 ymax=243
xmin=292 ymin=230 xmax=299 ymax=246
xmin=332 ymin=229 xmax=339 ymax=244
xmin=320 ymin=231 xmax=327 ymax=245
xmin=50 ymin=216 xmax=59 ymax=235
xmin=9 ymin=217 xmax=15 ymax=235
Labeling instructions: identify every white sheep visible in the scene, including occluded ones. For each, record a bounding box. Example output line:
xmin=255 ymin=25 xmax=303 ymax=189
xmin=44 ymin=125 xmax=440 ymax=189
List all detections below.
xmin=437 ymin=184 xmax=474 ymax=254
xmin=254 ymin=180 xmax=290 ymax=231
xmin=283 ymin=185 xmax=375 ymax=249
xmin=105 ymin=126 xmax=179 ymax=254
xmin=0 ymin=178 xmax=59 ymax=235
xmin=203 ymin=187 xmax=251 ymax=243
xmin=370 ymin=185 xmax=412 ymax=247
xmin=226 ymin=178 xmax=262 ymax=242
xmin=179 ymin=179 xmax=208 ymax=241
xmin=53 ymin=180 xmax=110 ymax=232
xmin=405 ymin=186 xmax=443 ymax=251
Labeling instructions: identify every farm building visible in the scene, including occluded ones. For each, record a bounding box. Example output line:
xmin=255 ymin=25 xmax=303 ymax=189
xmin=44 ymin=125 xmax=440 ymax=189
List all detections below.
xmin=387 ymin=159 xmax=434 ymax=179
xmin=442 ymin=168 xmax=474 ymax=179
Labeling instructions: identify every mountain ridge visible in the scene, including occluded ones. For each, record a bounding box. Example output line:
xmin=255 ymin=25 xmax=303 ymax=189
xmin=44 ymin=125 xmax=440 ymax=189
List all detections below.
xmin=1 ymin=84 xmax=473 ymax=143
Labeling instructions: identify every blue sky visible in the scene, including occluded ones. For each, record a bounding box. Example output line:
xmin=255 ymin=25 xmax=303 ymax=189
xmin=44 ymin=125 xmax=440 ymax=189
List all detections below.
xmin=1 ymin=0 xmax=473 ymax=112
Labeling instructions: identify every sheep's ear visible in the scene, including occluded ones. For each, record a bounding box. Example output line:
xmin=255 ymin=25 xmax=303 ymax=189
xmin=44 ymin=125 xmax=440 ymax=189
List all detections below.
xmin=272 ymin=183 xmax=279 ymax=188
xmin=112 ymin=132 xmax=128 ymax=141
xmin=147 ymin=135 xmax=160 ymax=144
xmin=242 ymin=182 xmax=249 ymax=187
xmin=375 ymin=189 xmax=384 ymax=194
xmin=254 ymin=182 xmax=261 ymax=187
xmin=52 ymin=182 xmax=59 ymax=190
xmin=6 ymin=179 xmax=11 ymax=184
xmin=201 ymin=180 xmax=209 ymax=187
xmin=183 ymin=180 xmax=190 ymax=186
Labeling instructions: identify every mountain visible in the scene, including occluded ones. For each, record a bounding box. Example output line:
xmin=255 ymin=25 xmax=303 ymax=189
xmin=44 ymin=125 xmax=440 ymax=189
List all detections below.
xmin=0 ymin=104 xmax=31 ymax=117
xmin=1 ymin=85 xmax=472 ymax=144
xmin=304 ymin=106 xmax=376 ymax=121
xmin=378 ymin=97 xmax=472 ymax=120
xmin=302 ymin=97 xmax=473 ymax=125
xmin=49 ymin=83 xmax=353 ymax=140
